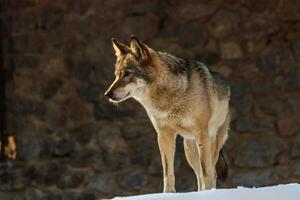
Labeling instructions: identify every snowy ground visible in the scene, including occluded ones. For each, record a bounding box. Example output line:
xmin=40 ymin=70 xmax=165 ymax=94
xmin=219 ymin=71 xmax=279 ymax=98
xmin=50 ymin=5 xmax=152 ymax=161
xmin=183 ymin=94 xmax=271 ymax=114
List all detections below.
xmin=112 ymin=184 xmax=300 ymax=200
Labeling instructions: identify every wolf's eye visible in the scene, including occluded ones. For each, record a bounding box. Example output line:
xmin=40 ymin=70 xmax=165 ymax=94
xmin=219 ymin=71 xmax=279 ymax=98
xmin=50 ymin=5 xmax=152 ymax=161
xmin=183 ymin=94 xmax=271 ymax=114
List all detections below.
xmin=123 ymin=71 xmax=131 ymax=77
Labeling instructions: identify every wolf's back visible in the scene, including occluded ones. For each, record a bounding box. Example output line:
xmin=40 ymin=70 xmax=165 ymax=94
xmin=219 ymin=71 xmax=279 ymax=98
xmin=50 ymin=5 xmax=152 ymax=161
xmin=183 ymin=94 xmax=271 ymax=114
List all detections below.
xmin=210 ymin=70 xmax=231 ymax=99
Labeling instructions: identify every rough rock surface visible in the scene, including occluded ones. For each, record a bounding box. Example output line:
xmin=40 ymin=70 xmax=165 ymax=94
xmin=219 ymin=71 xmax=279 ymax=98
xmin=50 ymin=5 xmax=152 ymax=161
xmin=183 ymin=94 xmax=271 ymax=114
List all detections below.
xmin=1 ymin=0 xmax=300 ymax=199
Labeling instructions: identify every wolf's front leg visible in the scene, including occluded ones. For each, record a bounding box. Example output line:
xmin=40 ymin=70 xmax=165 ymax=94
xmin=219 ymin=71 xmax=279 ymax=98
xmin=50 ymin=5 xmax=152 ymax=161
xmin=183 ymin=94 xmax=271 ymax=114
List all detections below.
xmin=157 ymin=130 xmax=177 ymax=193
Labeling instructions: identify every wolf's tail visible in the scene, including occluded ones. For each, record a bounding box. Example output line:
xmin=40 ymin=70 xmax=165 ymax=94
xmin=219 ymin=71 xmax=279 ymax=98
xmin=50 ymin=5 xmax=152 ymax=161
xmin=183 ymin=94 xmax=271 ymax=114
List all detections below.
xmin=216 ymin=150 xmax=228 ymax=183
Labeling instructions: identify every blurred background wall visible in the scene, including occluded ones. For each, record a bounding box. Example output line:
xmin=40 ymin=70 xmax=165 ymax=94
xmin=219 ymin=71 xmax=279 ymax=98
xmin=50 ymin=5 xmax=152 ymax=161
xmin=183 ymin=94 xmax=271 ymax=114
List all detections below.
xmin=1 ymin=0 xmax=300 ymax=199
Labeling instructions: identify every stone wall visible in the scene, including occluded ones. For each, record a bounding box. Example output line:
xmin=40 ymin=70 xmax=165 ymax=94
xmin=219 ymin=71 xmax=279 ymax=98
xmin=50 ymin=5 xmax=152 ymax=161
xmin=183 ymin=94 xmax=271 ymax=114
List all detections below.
xmin=1 ymin=0 xmax=300 ymax=199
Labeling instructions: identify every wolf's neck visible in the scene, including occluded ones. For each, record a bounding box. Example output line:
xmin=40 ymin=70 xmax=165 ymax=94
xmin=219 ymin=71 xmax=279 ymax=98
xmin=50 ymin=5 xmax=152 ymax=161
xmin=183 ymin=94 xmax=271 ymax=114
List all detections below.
xmin=156 ymin=51 xmax=189 ymax=93
xmin=133 ymin=51 xmax=189 ymax=112
xmin=157 ymin=51 xmax=186 ymax=73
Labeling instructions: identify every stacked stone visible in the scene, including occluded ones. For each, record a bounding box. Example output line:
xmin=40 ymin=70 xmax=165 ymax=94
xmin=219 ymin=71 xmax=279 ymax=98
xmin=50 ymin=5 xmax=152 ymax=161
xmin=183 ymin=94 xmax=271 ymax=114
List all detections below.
xmin=1 ymin=0 xmax=300 ymax=199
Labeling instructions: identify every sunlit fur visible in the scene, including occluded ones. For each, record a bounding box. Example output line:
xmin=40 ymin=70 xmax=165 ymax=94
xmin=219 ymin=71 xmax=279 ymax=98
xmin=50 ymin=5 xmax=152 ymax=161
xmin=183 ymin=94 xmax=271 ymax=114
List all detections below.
xmin=105 ymin=36 xmax=230 ymax=193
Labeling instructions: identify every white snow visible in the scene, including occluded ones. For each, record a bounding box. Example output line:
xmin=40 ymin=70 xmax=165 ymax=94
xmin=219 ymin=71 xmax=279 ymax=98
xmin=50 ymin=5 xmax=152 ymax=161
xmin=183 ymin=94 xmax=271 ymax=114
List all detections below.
xmin=112 ymin=184 xmax=300 ymax=200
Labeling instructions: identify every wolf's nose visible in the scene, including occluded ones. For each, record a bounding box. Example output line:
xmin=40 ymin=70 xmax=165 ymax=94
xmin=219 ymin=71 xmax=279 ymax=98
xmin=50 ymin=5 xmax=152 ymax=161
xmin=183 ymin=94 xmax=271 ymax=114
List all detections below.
xmin=104 ymin=90 xmax=112 ymax=98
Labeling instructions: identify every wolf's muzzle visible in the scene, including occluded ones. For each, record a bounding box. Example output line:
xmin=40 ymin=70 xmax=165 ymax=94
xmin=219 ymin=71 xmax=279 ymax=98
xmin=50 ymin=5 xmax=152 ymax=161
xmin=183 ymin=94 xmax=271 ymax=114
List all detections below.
xmin=104 ymin=90 xmax=113 ymax=98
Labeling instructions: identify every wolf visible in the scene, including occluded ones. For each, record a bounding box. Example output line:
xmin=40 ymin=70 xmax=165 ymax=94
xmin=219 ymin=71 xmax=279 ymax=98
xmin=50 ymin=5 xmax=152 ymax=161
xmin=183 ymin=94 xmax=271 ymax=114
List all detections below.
xmin=104 ymin=36 xmax=230 ymax=192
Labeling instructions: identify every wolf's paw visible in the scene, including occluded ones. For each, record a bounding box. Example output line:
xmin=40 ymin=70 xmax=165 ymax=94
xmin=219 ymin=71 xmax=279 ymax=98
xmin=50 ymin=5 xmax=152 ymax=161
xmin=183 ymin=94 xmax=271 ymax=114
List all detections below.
xmin=163 ymin=187 xmax=176 ymax=193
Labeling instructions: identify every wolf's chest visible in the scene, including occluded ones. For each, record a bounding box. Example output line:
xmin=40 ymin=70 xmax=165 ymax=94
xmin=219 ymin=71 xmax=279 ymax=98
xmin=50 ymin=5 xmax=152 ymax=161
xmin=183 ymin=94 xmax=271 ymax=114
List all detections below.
xmin=148 ymin=108 xmax=181 ymax=125
xmin=150 ymin=114 xmax=196 ymax=139
xmin=148 ymin=108 xmax=194 ymax=132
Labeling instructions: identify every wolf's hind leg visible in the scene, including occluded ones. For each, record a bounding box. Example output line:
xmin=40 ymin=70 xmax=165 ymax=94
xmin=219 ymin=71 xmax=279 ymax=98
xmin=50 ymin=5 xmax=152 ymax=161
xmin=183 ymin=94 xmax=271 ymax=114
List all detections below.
xmin=183 ymin=138 xmax=205 ymax=191
xmin=212 ymin=114 xmax=230 ymax=167
xmin=201 ymin=138 xmax=216 ymax=189
xmin=194 ymin=125 xmax=215 ymax=190
xmin=212 ymin=113 xmax=230 ymax=183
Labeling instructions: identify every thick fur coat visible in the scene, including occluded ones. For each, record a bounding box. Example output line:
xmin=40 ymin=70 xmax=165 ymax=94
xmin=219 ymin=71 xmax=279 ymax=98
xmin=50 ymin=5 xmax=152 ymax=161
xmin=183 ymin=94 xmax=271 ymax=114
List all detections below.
xmin=105 ymin=36 xmax=230 ymax=192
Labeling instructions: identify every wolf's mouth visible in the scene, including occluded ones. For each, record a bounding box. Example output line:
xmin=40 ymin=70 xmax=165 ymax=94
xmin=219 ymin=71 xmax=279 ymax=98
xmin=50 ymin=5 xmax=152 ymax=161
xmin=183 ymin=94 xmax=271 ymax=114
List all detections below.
xmin=108 ymin=93 xmax=130 ymax=103
xmin=108 ymin=98 xmax=122 ymax=104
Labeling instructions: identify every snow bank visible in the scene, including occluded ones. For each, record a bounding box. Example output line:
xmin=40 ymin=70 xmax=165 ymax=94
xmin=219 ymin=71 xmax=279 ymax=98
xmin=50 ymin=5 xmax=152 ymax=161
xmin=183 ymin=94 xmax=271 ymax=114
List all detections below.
xmin=113 ymin=184 xmax=300 ymax=200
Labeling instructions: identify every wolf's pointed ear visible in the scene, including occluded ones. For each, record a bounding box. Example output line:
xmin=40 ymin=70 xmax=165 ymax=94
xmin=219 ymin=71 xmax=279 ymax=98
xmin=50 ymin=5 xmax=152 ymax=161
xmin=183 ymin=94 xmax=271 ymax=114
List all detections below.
xmin=112 ymin=38 xmax=130 ymax=57
xmin=130 ymin=35 xmax=148 ymax=61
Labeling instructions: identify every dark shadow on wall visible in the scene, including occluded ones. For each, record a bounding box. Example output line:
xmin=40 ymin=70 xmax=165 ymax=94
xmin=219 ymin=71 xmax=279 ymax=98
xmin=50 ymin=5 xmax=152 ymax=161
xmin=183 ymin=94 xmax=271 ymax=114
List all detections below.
xmin=0 ymin=0 xmax=7 ymax=161
xmin=0 ymin=0 xmax=300 ymax=199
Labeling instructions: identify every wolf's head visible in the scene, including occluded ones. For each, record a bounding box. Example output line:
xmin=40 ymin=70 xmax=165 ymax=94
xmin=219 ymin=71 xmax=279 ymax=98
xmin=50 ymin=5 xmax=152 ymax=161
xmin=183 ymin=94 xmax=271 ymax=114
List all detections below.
xmin=104 ymin=36 xmax=155 ymax=103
